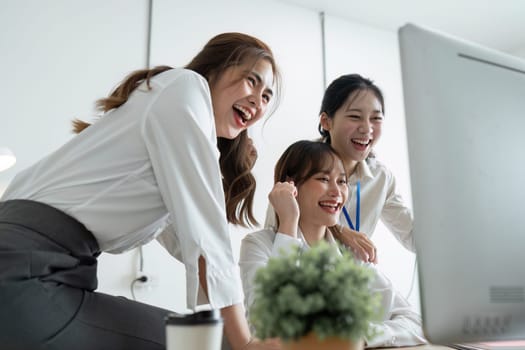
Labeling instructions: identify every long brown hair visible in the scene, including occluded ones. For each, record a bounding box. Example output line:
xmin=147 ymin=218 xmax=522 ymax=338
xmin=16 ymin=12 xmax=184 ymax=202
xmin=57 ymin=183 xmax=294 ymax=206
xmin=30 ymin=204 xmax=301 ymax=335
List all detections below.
xmin=72 ymin=32 xmax=281 ymax=227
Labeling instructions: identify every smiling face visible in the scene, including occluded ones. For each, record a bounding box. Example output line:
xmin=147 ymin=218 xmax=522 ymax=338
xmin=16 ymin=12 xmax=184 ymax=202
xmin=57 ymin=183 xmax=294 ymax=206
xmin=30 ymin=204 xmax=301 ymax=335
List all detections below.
xmin=296 ymin=155 xmax=348 ymax=230
xmin=210 ymin=59 xmax=274 ymax=139
xmin=320 ymin=89 xmax=384 ymax=174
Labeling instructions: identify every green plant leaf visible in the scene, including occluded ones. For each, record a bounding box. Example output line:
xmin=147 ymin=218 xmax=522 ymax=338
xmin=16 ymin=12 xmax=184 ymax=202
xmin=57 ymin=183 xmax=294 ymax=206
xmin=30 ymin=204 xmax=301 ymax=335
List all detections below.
xmin=249 ymin=241 xmax=383 ymax=341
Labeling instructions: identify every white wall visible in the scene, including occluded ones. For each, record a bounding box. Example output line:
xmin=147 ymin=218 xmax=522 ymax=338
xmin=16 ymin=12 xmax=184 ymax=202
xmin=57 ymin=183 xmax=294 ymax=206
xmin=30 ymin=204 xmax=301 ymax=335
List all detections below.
xmin=0 ymin=0 xmax=149 ymax=191
xmin=1 ymin=0 xmax=419 ymax=313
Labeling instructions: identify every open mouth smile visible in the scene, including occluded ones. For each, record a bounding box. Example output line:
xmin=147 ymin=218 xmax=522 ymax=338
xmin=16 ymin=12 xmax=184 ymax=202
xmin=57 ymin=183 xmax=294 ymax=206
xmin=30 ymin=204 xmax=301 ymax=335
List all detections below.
xmin=351 ymin=138 xmax=372 ymax=151
xmin=319 ymin=200 xmax=343 ymax=214
xmin=233 ymin=104 xmax=253 ymax=124
xmin=351 ymin=138 xmax=371 ymax=146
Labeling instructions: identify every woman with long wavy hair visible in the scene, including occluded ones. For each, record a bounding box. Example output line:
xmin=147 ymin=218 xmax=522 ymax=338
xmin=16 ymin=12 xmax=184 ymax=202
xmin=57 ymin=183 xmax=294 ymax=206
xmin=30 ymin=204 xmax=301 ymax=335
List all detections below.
xmin=0 ymin=32 xmax=281 ymax=350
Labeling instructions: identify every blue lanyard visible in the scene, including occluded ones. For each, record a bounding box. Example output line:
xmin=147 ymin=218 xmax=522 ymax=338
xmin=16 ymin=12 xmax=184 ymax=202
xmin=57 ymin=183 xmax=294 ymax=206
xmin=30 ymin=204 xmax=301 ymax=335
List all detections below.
xmin=342 ymin=180 xmax=360 ymax=231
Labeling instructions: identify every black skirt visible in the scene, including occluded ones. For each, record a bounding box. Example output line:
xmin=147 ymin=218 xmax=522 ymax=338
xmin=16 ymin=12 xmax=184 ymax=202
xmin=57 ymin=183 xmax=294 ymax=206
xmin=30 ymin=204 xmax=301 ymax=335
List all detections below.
xmin=0 ymin=199 xmax=170 ymax=350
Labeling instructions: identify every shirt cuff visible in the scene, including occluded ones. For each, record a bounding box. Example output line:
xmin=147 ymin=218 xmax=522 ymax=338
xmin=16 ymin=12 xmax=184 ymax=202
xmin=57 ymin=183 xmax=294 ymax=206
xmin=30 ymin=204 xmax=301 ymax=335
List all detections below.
xmin=186 ymin=263 xmax=244 ymax=310
xmin=366 ymin=323 xmax=395 ymax=348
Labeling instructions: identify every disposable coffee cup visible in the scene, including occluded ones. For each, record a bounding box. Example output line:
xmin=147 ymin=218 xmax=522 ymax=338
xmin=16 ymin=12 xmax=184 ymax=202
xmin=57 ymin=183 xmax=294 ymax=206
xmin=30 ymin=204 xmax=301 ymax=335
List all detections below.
xmin=165 ymin=309 xmax=223 ymax=350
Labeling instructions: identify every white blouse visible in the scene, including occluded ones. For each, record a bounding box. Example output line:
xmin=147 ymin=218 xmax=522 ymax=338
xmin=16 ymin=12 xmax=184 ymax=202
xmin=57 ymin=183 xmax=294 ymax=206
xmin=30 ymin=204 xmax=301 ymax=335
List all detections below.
xmin=239 ymin=228 xmax=427 ymax=347
xmin=2 ymin=68 xmax=242 ymax=310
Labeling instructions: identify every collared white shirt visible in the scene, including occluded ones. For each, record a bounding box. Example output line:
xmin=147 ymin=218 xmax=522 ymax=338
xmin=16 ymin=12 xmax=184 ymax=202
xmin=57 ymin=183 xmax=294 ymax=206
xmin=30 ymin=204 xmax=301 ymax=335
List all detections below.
xmin=264 ymin=157 xmax=415 ymax=252
xmin=2 ymin=68 xmax=242 ymax=310
xmin=239 ymin=228 xmax=427 ymax=348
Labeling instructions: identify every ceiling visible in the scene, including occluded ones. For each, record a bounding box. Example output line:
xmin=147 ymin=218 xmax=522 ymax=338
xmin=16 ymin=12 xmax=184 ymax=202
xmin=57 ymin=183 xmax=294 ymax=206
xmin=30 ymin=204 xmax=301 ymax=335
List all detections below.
xmin=276 ymin=0 xmax=525 ymax=55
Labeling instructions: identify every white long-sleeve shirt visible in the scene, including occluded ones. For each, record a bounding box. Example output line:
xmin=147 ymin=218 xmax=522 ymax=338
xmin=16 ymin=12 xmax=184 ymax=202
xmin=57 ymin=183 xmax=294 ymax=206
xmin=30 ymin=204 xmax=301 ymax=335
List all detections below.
xmin=265 ymin=157 xmax=415 ymax=252
xmin=2 ymin=68 xmax=242 ymax=310
xmin=239 ymin=228 xmax=427 ymax=348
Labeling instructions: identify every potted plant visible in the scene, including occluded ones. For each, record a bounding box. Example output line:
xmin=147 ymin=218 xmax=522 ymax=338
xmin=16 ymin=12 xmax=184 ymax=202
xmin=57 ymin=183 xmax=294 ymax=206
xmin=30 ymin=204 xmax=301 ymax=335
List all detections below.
xmin=249 ymin=241 xmax=382 ymax=350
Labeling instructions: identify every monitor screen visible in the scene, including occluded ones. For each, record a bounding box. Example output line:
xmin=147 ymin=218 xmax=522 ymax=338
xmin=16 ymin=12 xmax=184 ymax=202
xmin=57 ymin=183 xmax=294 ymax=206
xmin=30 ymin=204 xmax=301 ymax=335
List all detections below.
xmin=399 ymin=23 xmax=525 ymax=344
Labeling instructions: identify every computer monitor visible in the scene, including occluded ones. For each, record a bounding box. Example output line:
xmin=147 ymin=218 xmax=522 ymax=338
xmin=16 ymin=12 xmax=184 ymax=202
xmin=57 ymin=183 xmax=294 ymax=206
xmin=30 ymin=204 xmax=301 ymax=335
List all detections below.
xmin=399 ymin=23 xmax=525 ymax=344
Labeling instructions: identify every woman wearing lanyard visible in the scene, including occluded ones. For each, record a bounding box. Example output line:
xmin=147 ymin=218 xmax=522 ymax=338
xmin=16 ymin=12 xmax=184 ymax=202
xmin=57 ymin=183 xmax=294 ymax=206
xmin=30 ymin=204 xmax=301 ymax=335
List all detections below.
xmin=318 ymin=74 xmax=415 ymax=263
xmin=0 ymin=33 xmax=281 ymax=350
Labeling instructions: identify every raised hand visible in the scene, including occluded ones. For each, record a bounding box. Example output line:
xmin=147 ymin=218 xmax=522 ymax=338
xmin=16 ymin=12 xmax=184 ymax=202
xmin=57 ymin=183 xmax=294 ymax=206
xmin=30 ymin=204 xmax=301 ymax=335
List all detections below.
xmin=268 ymin=181 xmax=299 ymax=238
